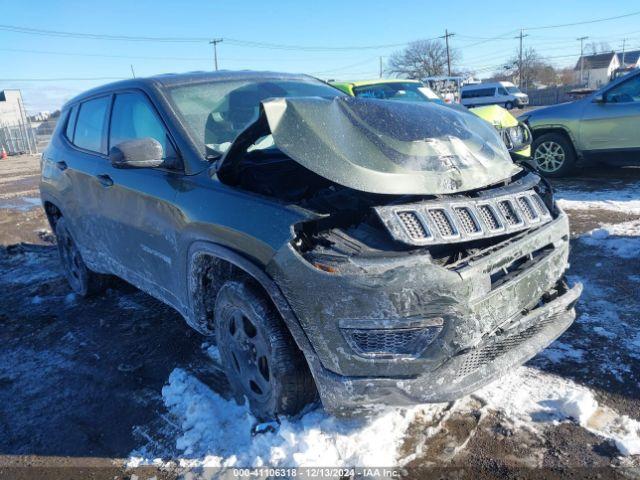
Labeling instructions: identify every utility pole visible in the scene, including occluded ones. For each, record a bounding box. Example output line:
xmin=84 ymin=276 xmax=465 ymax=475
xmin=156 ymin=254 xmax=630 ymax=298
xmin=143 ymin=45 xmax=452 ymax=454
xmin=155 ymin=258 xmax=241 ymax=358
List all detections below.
xmin=210 ymin=38 xmax=223 ymax=71
xmin=621 ymin=38 xmax=627 ymax=66
xmin=515 ymin=29 xmax=529 ymax=88
xmin=577 ymin=36 xmax=588 ymax=85
xmin=379 ymin=56 xmax=383 ymax=78
xmin=440 ymin=30 xmax=455 ymax=76
xmin=130 ymin=64 xmax=136 ymax=78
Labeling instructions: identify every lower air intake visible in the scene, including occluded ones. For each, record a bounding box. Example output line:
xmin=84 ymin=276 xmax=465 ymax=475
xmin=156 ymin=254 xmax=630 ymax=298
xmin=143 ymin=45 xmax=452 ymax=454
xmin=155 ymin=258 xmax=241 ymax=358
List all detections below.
xmin=342 ymin=326 xmax=442 ymax=358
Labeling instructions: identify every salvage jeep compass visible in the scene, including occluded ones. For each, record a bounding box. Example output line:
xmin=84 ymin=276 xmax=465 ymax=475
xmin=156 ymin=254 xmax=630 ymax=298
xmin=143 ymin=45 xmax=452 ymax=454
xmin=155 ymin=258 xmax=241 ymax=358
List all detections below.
xmin=40 ymin=71 xmax=581 ymax=418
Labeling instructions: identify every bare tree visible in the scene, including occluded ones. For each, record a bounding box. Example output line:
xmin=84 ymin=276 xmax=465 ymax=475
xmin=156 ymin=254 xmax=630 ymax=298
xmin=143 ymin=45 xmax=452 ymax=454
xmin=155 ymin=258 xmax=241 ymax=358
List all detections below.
xmin=585 ymin=41 xmax=613 ymax=55
xmin=387 ymin=39 xmax=460 ymax=79
xmin=504 ymin=47 xmax=556 ymax=88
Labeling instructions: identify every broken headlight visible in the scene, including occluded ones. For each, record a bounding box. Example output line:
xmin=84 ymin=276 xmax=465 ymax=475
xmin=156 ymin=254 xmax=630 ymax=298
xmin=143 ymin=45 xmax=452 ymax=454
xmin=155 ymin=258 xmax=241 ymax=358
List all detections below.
xmin=500 ymin=122 xmax=532 ymax=152
xmin=535 ymin=174 xmax=557 ymax=213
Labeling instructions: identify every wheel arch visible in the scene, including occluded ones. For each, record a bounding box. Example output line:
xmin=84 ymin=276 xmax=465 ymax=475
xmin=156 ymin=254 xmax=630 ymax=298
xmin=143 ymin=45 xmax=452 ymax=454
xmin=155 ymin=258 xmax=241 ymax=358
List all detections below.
xmin=186 ymin=241 xmax=321 ymax=371
xmin=531 ymin=126 xmax=580 ymax=160
xmin=42 ymin=199 xmax=63 ymax=229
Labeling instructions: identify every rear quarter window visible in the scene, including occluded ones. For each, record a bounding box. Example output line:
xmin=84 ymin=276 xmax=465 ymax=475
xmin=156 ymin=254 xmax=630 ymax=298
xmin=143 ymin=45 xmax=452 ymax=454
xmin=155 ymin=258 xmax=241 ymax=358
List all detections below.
xmin=65 ymin=106 xmax=78 ymax=142
xmin=73 ymin=96 xmax=111 ymax=154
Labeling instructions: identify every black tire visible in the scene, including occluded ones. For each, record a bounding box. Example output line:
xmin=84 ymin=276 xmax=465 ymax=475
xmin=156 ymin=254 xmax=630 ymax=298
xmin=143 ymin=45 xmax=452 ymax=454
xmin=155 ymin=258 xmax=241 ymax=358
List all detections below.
xmin=214 ymin=280 xmax=317 ymax=419
xmin=504 ymin=101 xmax=514 ymax=110
xmin=55 ymin=217 xmax=109 ymax=297
xmin=532 ymin=132 xmax=577 ymax=178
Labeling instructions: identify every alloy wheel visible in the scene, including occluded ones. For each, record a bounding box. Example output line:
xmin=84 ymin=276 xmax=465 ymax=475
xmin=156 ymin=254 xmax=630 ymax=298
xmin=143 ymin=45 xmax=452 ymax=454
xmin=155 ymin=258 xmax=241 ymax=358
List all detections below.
xmin=534 ymin=141 xmax=566 ymax=173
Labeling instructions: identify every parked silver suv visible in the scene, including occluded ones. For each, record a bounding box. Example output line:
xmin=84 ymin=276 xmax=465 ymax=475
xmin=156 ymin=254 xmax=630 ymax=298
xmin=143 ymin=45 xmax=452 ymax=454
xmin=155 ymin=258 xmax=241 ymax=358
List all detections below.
xmin=521 ymin=69 xmax=640 ymax=177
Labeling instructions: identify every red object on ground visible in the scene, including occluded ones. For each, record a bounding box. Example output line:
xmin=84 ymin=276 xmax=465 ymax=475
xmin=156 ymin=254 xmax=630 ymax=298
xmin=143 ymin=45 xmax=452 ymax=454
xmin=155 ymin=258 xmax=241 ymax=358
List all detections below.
xmin=1 ymin=147 xmax=7 ymax=159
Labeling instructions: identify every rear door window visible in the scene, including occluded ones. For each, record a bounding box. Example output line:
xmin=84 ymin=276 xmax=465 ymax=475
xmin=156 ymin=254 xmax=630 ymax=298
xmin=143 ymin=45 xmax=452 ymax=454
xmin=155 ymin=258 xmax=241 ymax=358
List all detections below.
xmin=74 ymin=96 xmax=111 ymax=154
xmin=109 ymin=92 xmax=176 ymax=160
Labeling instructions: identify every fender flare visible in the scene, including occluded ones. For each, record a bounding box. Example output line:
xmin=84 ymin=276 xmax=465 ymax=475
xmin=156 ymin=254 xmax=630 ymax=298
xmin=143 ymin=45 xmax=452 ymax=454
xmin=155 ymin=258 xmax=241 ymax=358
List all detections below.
xmin=186 ymin=241 xmax=324 ymax=373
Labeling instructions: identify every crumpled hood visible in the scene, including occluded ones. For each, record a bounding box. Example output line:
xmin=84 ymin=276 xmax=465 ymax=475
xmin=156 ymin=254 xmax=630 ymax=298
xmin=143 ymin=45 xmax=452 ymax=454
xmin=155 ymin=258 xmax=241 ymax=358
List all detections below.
xmin=221 ymin=96 xmax=521 ymax=195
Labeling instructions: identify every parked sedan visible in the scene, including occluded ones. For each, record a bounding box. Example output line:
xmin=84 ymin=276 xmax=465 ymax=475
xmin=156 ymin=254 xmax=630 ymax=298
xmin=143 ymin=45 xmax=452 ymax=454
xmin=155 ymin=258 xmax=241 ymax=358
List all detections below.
xmin=521 ymin=69 xmax=640 ymax=177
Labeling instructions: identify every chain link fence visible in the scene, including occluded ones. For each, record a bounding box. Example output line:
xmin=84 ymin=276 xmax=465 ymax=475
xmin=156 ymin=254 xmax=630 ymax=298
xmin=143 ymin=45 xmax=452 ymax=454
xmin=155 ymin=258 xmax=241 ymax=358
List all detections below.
xmin=0 ymin=117 xmax=57 ymax=155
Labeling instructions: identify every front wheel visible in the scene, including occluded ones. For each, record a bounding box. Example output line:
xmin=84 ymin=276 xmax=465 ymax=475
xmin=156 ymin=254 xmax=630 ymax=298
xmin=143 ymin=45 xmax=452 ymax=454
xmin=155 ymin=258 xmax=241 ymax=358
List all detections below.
xmin=504 ymin=101 xmax=514 ymax=110
xmin=532 ymin=133 xmax=577 ymax=178
xmin=55 ymin=217 xmax=109 ymax=296
xmin=215 ymin=280 xmax=317 ymax=419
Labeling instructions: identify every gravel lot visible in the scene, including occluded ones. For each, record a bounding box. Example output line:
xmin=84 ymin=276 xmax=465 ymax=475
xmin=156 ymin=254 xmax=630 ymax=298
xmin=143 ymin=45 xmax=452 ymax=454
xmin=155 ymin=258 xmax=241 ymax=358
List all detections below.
xmin=0 ymin=154 xmax=639 ymax=479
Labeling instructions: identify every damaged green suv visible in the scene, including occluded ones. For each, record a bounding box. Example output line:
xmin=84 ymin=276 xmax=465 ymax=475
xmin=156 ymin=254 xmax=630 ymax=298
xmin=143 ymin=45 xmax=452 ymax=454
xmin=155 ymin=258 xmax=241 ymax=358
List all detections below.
xmin=41 ymin=71 xmax=581 ymax=418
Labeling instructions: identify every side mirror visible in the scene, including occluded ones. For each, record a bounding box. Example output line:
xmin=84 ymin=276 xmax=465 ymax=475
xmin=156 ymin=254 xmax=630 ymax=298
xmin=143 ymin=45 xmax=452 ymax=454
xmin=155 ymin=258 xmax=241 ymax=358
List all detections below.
xmin=592 ymin=93 xmax=605 ymax=104
xmin=109 ymin=138 xmax=164 ymax=169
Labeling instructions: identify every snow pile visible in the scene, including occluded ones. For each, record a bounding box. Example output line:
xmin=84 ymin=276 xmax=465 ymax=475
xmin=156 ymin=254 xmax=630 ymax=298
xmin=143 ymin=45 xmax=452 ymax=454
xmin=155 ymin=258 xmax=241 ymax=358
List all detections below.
xmin=551 ymin=389 xmax=598 ymax=425
xmin=578 ymin=220 xmax=640 ymax=259
xmin=202 ymin=343 xmax=221 ymax=364
xmin=476 ymin=367 xmax=640 ymax=456
xmin=130 ymin=368 xmax=447 ymax=470
xmin=556 ymin=185 xmax=640 ymax=214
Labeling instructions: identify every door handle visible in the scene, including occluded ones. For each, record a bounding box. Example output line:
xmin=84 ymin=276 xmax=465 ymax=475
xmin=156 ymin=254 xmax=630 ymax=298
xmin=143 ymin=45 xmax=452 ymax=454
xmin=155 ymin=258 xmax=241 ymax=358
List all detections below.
xmin=56 ymin=161 xmax=68 ymax=171
xmin=96 ymin=174 xmax=114 ymax=187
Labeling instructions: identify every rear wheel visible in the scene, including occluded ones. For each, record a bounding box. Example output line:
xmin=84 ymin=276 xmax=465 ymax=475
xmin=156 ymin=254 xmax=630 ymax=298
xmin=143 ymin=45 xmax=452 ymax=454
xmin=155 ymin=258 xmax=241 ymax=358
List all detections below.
xmin=532 ymin=133 xmax=576 ymax=177
xmin=504 ymin=101 xmax=514 ymax=110
xmin=215 ymin=280 xmax=317 ymax=419
xmin=55 ymin=217 xmax=109 ymax=296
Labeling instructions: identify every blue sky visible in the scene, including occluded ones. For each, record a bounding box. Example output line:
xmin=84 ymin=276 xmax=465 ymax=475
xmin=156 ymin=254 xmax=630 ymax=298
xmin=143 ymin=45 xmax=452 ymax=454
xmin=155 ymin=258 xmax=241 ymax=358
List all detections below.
xmin=2 ymin=0 xmax=640 ymax=112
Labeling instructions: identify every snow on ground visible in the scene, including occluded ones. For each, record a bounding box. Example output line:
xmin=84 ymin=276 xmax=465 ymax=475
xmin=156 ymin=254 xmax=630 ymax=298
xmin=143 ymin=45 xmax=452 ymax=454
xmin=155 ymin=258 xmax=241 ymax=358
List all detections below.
xmin=128 ymin=365 xmax=640 ymax=474
xmin=129 ymin=368 xmax=448 ymax=471
xmin=578 ymin=220 xmax=640 ymax=258
xmin=476 ymin=368 xmax=640 ymax=457
xmin=555 ymin=183 xmax=640 ymax=214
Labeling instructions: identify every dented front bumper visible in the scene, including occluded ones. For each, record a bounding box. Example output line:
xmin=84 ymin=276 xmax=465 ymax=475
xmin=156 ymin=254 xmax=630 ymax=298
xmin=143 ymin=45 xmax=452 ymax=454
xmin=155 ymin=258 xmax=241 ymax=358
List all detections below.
xmin=267 ymin=209 xmax=578 ymax=410
xmin=315 ymin=281 xmax=580 ymax=412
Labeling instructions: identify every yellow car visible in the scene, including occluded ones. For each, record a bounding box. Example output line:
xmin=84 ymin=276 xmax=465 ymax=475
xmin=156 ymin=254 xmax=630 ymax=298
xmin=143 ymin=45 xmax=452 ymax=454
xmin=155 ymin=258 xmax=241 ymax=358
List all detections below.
xmin=331 ymin=79 xmax=531 ymax=159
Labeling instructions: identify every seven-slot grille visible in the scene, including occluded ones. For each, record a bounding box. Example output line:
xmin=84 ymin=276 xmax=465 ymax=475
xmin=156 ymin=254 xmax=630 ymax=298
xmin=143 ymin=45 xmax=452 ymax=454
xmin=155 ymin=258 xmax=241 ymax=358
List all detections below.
xmin=375 ymin=189 xmax=552 ymax=246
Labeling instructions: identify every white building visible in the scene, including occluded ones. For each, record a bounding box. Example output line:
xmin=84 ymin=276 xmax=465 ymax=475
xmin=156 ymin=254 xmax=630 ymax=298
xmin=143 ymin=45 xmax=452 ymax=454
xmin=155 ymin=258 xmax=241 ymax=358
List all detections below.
xmin=574 ymin=50 xmax=640 ymax=89
xmin=0 ymin=89 xmax=29 ymax=126
xmin=574 ymin=52 xmax=619 ymax=89
xmin=0 ymin=89 xmax=37 ymax=154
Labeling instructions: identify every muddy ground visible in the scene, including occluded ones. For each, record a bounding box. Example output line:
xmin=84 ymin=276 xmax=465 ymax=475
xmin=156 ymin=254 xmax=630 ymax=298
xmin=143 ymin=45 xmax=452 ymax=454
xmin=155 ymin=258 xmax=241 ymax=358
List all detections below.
xmin=0 ymin=155 xmax=639 ymax=479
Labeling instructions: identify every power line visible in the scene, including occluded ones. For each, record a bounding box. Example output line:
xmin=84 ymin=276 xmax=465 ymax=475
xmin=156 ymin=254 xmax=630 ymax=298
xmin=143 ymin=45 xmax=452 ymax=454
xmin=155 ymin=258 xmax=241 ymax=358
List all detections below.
xmin=0 ymin=23 xmax=420 ymax=51
xmin=0 ymin=24 xmax=208 ymax=42
xmin=1 ymin=10 xmax=639 ymax=53
xmin=524 ymin=10 xmax=640 ymax=30
xmin=0 ymin=77 xmax=127 ymax=81
xmin=0 ymin=47 xmax=212 ymax=61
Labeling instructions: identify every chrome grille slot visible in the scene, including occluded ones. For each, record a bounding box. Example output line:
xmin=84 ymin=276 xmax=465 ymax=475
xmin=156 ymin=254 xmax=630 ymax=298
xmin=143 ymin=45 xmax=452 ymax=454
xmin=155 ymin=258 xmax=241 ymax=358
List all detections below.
xmin=517 ymin=196 xmax=538 ymax=221
xmin=497 ymin=200 xmax=522 ymax=226
xmin=429 ymin=209 xmax=456 ymax=237
xmin=454 ymin=207 xmax=481 ymax=234
xmin=478 ymin=204 xmax=501 ymax=231
xmin=397 ymin=211 xmax=430 ymax=239
xmin=531 ymin=194 xmax=550 ymax=217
